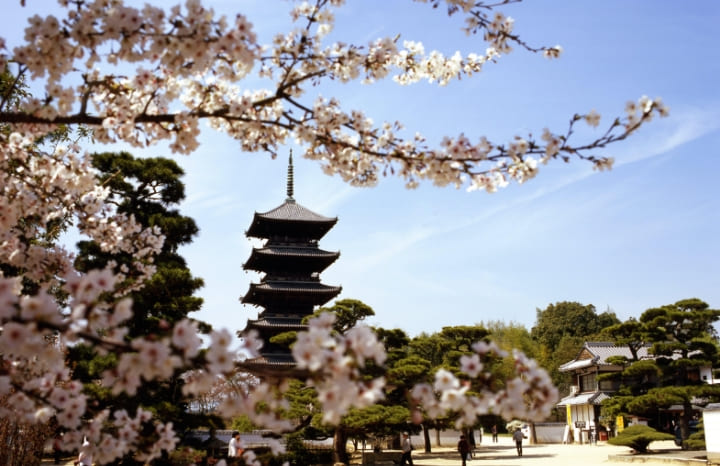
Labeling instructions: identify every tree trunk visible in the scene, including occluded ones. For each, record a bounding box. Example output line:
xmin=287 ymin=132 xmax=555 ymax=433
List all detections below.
xmin=435 ymin=427 xmax=441 ymax=446
xmin=529 ymin=421 xmax=537 ymax=445
xmin=679 ymin=400 xmax=693 ymax=450
xmin=333 ymin=426 xmax=349 ymax=464
xmin=422 ymin=422 xmax=432 ymax=453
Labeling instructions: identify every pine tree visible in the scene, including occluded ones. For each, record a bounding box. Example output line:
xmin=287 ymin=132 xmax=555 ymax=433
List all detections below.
xmin=69 ymin=152 xmax=216 ymax=462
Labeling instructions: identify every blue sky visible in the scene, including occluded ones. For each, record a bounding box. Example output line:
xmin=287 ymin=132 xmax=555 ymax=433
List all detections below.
xmin=4 ymin=1 xmax=720 ymax=336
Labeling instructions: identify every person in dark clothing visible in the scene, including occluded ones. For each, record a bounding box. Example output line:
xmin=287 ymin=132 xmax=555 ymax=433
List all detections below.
xmin=458 ymin=434 xmax=471 ymax=466
xmin=400 ymin=432 xmax=414 ymax=465
xmin=513 ymin=428 xmax=525 ymax=456
xmin=492 ymin=424 xmax=498 ymax=442
xmin=53 ymin=434 xmax=63 ymax=464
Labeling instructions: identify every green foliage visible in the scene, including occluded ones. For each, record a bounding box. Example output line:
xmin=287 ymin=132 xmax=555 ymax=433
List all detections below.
xmin=408 ymin=333 xmax=452 ymax=368
xmin=281 ymin=380 xmax=319 ymax=426
xmin=68 ymin=152 xmax=214 ymax=447
xmin=607 ymin=425 xmax=674 ymax=453
xmin=280 ymin=299 xmax=377 ymax=355
xmin=623 ymin=359 xmax=661 ymax=379
xmin=74 ymin=152 xmax=207 ymax=335
xmin=285 ymin=301 xmax=379 ymax=464
xmin=387 ymin=355 xmax=431 ymax=385
xmin=305 ymin=299 xmax=375 ymax=334
xmin=374 ymin=327 xmax=410 ymax=366
xmin=506 ymin=419 xmax=524 ymax=432
xmin=603 ymin=318 xmax=646 ymax=361
xmin=230 ymin=415 xmax=257 ymax=433
xmin=169 ymin=447 xmax=207 ymax=466
xmin=532 ymin=302 xmax=619 ymax=395
xmin=532 ymin=302 xmax=619 ymax=350
xmin=342 ymin=405 xmax=411 ymax=439
xmin=483 ymin=320 xmax=538 ymax=356
xmin=282 ymin=434 xmax=334 ymax=466
xmin=630 ymin=299 xmax=719 ymax=444
xmin=685 ymin=419 xmax=705 ymax=451
xmin=269 ymin=330 xmax=297 ymax=347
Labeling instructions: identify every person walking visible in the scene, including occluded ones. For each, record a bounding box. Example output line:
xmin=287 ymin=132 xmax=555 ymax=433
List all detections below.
xmin=228 ymin=431 xmax=243 ymax=463
xmin=77 ymin=438 xmax=93 ymax=466
xmin=512 ymin=428 xmax=525 ymax=457
xmin=400 ymin=432 xmax=414 ymax=465
xmin=53 ymin=434 xmax=63 ymax=464
xmin=458 ymin=434 xmax=471 ymax=466
xmin=491 ymin=424 xmax=498 ymax=443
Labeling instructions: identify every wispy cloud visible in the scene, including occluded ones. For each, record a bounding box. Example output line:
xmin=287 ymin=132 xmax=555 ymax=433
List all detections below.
xmin=308 ymin=184 xmax=357 ymax=215
xmin=350 ymin=226 xmax=437 ymax=271
xmin=347 ymin=104 xmax=720 ymax=272
xmin=183 ymin=191 xmax=241 ymax=216
xmin=615 ymin=105 xmax=720 ymax=167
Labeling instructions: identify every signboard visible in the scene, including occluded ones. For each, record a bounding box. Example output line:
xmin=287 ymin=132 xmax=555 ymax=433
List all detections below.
xmin=574 ymin=421 xmax=586 ymax=429
xmin=616 ymin=415 xmax=625 ymax=432
xmin=566 ymin=404 xmax=572 ymax=426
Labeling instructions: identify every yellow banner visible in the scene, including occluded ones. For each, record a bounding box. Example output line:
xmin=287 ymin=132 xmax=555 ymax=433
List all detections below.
xmin=567 ymin=405 xmax=572 ymax=426
xmin=616 ymin=415 xmax=624 ymax=432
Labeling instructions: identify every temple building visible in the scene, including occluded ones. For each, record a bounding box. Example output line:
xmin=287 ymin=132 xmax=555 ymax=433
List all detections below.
xmin=239 ymin=153 xmax=341 ymax=373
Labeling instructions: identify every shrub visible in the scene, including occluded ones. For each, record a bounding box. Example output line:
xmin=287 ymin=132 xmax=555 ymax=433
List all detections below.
xmin=685 ymin=420 xmax=705 ymax=451
xmin=607 ymin=425 xmax=674 ymax=453
xmin=169 ymin=447 xmax=206 ymax=466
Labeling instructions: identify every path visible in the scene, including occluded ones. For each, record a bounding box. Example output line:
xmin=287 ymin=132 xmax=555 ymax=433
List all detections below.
xmin=355 ymin=437 xmax=706 ymax=466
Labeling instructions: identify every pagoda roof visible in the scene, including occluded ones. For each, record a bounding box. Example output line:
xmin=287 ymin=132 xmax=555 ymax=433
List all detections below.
xmin=245 ymin=317 xmax=307 ymax=330
xmin=259 ymin=200 xmax=335 ymax=222
xmin=241 ymin=281 xmax=341 ymax=307
xmin=246 ymin=200 xmax=338 ymax=239
xmin=243 ymin=246 xmax=340 ymax=272
xmin=237 ymin=356 xmax=313 ymax=379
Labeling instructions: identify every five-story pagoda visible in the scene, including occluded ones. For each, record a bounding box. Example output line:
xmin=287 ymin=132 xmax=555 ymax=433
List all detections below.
xmin=239 ymin=153 xmax=341 ymax=372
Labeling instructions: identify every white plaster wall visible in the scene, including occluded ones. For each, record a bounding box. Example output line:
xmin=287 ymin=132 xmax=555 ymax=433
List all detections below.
xmin=704 ymin=408 xmax=720 ymax=464
xmin=700 ymin=366 xmax=718 ymax=384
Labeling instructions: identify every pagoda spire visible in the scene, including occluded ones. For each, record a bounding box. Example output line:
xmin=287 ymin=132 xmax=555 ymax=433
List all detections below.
xmin=286 ymin=150 xmax=295 ymax=202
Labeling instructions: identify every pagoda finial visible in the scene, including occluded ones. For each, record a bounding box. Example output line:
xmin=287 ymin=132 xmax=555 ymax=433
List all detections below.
xmin=286 ymin=149 xmax=295 ymax=202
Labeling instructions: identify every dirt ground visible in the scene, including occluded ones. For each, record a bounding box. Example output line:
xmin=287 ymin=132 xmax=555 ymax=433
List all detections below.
xmin=41 ymin=436 xmax=706 ymax=465
xmin=351 ymin=436 xmax=707 ymax=466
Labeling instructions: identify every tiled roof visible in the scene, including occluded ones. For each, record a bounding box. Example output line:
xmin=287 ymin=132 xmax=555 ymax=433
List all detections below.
xmin=249 ymin=281 xmax=341 ymax=294
xmin=246 ymin=200 xmax=338 ymax=239
xmin=258 ymin=200 xmax=336 ymax=223
xmin=558 ymin=359 xmax=596 ymax=372
xmin=559 ymin=341 xmax=651 ymax=372
xmin=252 ymin=246 xmax=338 ymax=258
xmin=583 ymin=341 xmax=651 ymax=364
xmin=243 ymin=355 xmax=296 ymax=365
xmin=238 ymin=357 xmax=312 ymax=378
xmin=243 ymin=246 xmax=340 ymax=272
xmin=556 ymin=391 xmax=610 ymax=406
xmin=245 ymin=318 xmax=306 ymax=329
xmin=240 ymin=281 xmax=341 ymax=306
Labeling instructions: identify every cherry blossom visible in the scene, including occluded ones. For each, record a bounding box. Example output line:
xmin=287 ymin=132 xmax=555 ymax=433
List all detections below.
xmin=0 ymin=0 xmax=662 ymax=462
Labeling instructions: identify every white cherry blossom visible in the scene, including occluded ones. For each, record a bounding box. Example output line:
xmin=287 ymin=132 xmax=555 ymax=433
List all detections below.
xmin=0 ymin=0 xmax=664 ymax=461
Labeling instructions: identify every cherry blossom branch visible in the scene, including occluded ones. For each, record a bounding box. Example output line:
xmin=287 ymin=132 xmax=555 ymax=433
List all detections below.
xmin=0 ymin=0 xmax=667 ymax=463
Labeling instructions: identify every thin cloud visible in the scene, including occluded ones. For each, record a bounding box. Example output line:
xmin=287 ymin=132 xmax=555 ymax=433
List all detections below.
xmin=616 ymin=105 xmax=720 ymax=167
xmin=346 ymin=105 xmax=720 ymax=272
xmin=183 ymin=192 xmax=240 ymax=215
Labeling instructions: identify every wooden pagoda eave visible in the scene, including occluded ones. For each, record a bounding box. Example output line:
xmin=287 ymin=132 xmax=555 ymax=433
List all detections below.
xmin=245 ymin=201 xmax=338 ymax=240
xmin=237 ymin=358 xmax=312 ymax=379
xmin=244 ymin=318 xmax=306 ymax=330
xmin=243 ymin=247 xmax=340 ymax=272
xmin=240 ymin=282 xmax=341 ymax=307
xmin=245 ymin=217 xmax=336 ymax=240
